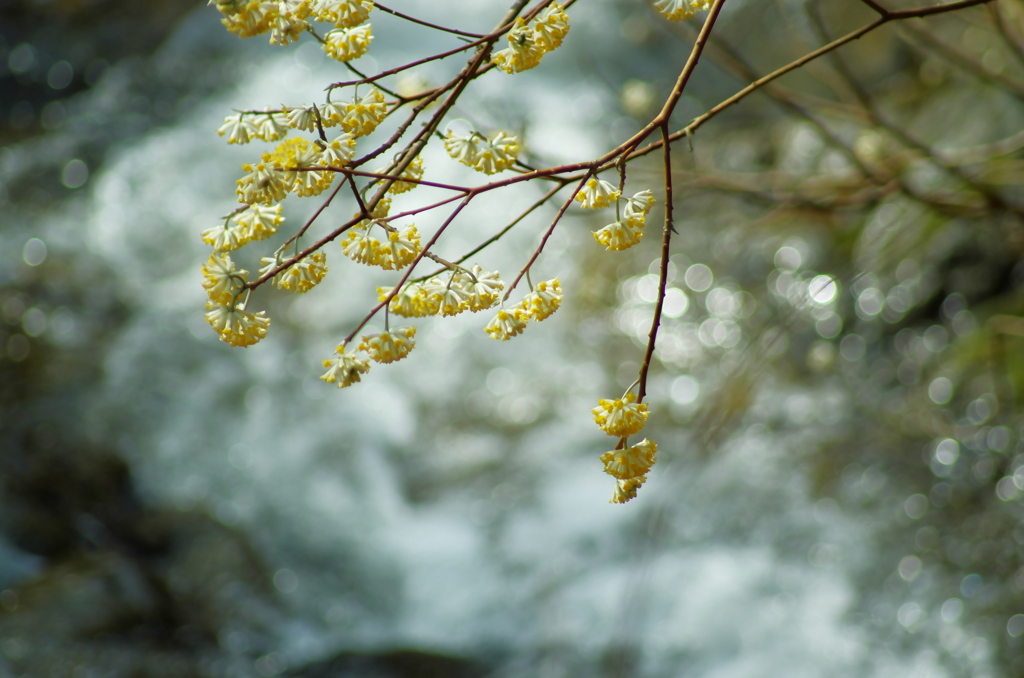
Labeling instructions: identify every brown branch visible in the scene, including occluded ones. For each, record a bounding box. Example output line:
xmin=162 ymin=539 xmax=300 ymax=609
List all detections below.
xmin=636 ymin=123 xmax=675 ymax=406
xmin=342 ymin=197 xmax=473 ymax=344
xmin=373 ymin=3 xmax=486 ymax=38
xmin=504 ymin=173 xmax=591 ymax=300
xmin=622 ymin=0 xmax=999 ymax=164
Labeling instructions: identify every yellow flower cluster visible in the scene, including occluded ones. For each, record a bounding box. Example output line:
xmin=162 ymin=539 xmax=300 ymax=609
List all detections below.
xmin=484 ymin=277 xmax=562 ymax=340
xmin=575 ymin=178 xmax=620 ymax=209
xmin=319 ymin=326 xmax=414 ymax=389
xmin=323 ymin=133 xmax=358 ymax=166
xmin=602 ymin=440 xmax=657 ymax=503
xmin=379 ymin=265 xmax=505 ymax=319
xmin=380 ymin=156 xmax=425 ymax=194
xmin=324 ymin=24 xmax=373 ymax=61
xmin=212 ymin=0 xmax=310 ymax=43
xmin=236 ymin=137 xmax=339 ymax=205
xmin=321 ymin=88 xmax=388 ymax=137
xmin=592 ymin=392 xmax=649 ymax=437
xmin=202 ymin=204 xmax=284 ymax=252
xmin=320 ymin=346 xmax=371 ymax=388
xmin=493 ymin=4 xmax=570 ymax=74
xmin=269 ymin=137 xmax=335 ymax=197
xmin=604 ymin=440 xmax=658 ymax=503
xmin=210 ymin=0 xmax=377 ymax=48
xmin=201 ymin=252 xmax=271 ymax=346
xmin=202 ymin=252 xmax=247 ymax=304
xmin=592 ymin=392 xmax=656 ymax=503
xmin=592 ymin=188 xmax=655 ymax=252
xmin=310 ymin=0 xmax=373 ymax=28
xmin=653 ymin=0 xmax=712 ymax=21
xmin=443 ymin=131 xmax=519 ymax=175
xmin=259 ymin=251 xmax=329 ymax=293
xmin=484 ymin=308 xmax=528 ymax=341
xmin=359 ymin=327 xmax=416 ymax=363
xmin=204 ymin=301 xmax=272 ymax=347
xmin=342 ymin=221 xmax=422 ymax=270
xmin=521 ymin=278 xmax=562 ymax=321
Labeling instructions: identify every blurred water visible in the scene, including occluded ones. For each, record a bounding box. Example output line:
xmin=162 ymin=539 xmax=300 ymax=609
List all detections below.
xmin=0 ymin=3 xmax=975 ymax=677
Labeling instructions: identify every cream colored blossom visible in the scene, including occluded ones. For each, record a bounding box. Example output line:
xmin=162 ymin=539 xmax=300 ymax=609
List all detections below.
xmin=235 ymin=203 xmax=284 ymax=242
xmin=473 ymin=132 xmax=518 ymax=174
xmin=624 ymin=189 xmax=656 ymax=225
xmin=521 ymin=277 xmax=562 ymax=321
xmin=323 ymin=23 xmax=373 ymax=62
xmin=438 ymin=278 xmax=471 ymax=317
xmin=383 ymin=156 xmax=424 ymax=194
xmin=575 ymin=178 xmax=620 ymax=209
xmin=201 ymin=203 xmax=284 ymax=252
xmin=653 ymin=0 xmax=698 ymax=21
xmin=378 ymin=283 xmax=439 ymax=318
xmin=533 ymin=3 xmax=570 ymax=51
xmin=455 ymin=266 xmax=503 ymax=312
xmin=204 ymin=300 xmax=270 ymax=347
xmin=285 ymin=105 xmax=317 ymax=132
xmin=493 ymin=5 xmax=570 ymax=74
xmin=201 ymin=252 xmax=247 ymax=304
xmin=359 ymin=327 xmax=416 ymax=363
xmin=323 ymin=133 xmax=357 ymax=166
xmin=236 ymin=156 xmax=290 ymax=205
xmin=378 ymin=225 xmax=421 ymax=270
xmin=319 ymin=101 xmax=346 ymax=127
xmin=485 ymin=307 xmax=528 ymax=341
xmin=254 ymin=110 xmax=289 ymax=141
xmin=610 ymin=477 xmax=645 ymax=504
xmin=268 ymin=137 xmax=333 ymax=197
xmin=341 ymin=87 xmax=387 ymax=136
xmin=260 ymin=251 xmax=328 ymax=293
xmin=217 ymin=0 xmax=274 ymax=38
xmin=493 ymin=18 xmax=545 ymax=74
xmin=201 ymin=222 xmax=245 ymax=252
xmin=600 ymin=438 xmax=657 ymax=480
xmin=444 ymin=131 xmax=518 ymax=174
xmin=342 ymin=227 xmax=382 ymax=266
xmin=268 ymin=6 xmax=308 ymax=45
xmin=310 ymin=0 xmax=372 ymax=28
xmin=593 ymin=219 xmax=643 ymax=251
xmin=365 ymin=196 xmax=391 ymax=220
xmin=443 ymin=131 xmax=482 ymax=166
xmin=321 ymin=347 xmax=370 ymax=387
xmin=218 ymin=113 xmax=256 ymax=144
xmin=592 ymin=392 xmax=649 ymax=437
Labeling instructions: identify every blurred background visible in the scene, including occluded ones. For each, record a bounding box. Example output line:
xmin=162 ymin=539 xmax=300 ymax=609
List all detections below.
xmin=1 ymin=0 xmax=1023 ymax=676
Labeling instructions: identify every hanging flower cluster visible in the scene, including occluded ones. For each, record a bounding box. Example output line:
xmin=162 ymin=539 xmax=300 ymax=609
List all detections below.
xmin=653 ymin=0 xmax=712 ymax=21
xmin=341 ymin=200 xmax=423 ymax=270
xmin=259 ymin=251 xmax=329 ymax=293
xmin=359 ymin=326 xmax=417 ymax=363
xmin=493 ymin=3 xmax=570 ymax=74
xmin=593 ymin=189 xmax=656 ymax=252
xmin=379 ymin=265 xmax=506 ymax=319
xmin=443 ymin=131 xmax=519 ymax=175
xmin=592 ymin=392 xmax=657 ymax=503
xmin=202 ymin=204 xmax=284 ymax=252
xmin=321 ymin=348 xmax=371 ymax=388
xmin=201 ymin=252 xmax=271 ymax=347
xmin=209 ymin=0 xmax=375 ymax=61
xmin=376 ymin=156 xmax=425 ymax=194
xmin=485 ymin=277 xmax=563 ymax=340
xmin=324 ymin=24 xmax=374 ymax=62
